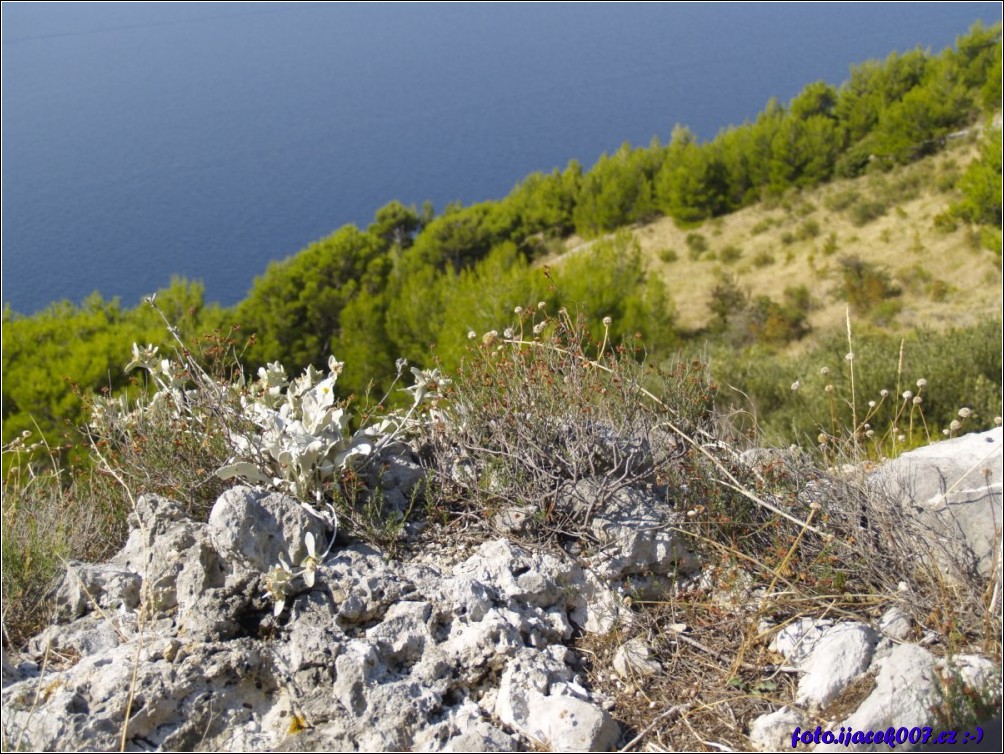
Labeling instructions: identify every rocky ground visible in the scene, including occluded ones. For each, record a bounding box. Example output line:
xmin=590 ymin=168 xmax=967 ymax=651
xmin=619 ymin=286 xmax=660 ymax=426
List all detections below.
xmin=3 ymin=430 xmax=1000 ymax=752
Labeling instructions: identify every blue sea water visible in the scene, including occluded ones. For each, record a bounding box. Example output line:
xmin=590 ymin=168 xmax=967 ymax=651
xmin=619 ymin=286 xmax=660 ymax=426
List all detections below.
xmin=2 ymin=2 xmax=1000 ymax=314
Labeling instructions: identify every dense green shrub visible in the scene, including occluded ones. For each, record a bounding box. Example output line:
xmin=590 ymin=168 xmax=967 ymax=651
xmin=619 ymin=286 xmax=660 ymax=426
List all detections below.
xmin=2 ymin=279 xmax=222 ymax=453
xmin=838 ymin=255 xmax=901 ymax=313
xmin=713 ymin=318 xmax=1003 ymax=449
xmin=685 ymin=231 xmax=709 ymax=258
xmin=848 ymin=198 xmax=888 ymax=226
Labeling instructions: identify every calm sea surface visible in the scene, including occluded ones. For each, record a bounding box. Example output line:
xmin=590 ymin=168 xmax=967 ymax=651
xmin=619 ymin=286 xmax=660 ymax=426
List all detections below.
xmin=2 ymin=2 xmax=1000 ymax=314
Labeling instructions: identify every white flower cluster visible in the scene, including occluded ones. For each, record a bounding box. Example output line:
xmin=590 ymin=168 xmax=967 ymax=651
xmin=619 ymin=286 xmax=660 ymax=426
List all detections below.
xmin=266 ymin=531 xmax=330 ymax=616
xmin=219 ymin=356 xmax=448 ymax=503
xmin=96 ymin=343 xmax=449 ymax=614
xmin=217 ymin=355 xmax=368 ymax=501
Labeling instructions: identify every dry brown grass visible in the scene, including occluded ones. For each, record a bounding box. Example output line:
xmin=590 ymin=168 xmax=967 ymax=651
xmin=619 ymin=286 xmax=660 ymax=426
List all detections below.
xmin=546 ymin=136 xmax=1001 ymax=348
xmin=1 ymin=440 xmax=131 ymax=648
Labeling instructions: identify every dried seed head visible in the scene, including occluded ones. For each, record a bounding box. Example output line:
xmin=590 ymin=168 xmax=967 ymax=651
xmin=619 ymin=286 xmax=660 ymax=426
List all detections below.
xmin=880 ymin=389 xmax=890 ymax=398
xmin=537 ymin=301 xmax=547 ymax=310
xmin=902 ymin=390 xmax=913 ymax=401
xmin=950 ymin=420 xmax=962 ymax=431
xmin=514 ymin=306 xmax=523 ymax=315
xmin=791 ymin=381 xmax=800 ymax=391
xmin=602 ymin=316 xmax=612 ymax=327
xmin=845 ymin=352 xmax=854 ymax=361
xmin=824 ymin=384 xmax=834 ymax=394
xmin=916 ymin=378 xmax=927 ymax=388
xmin=467 ymin=330 xmax=477 ymax=340
xmin=820 ymin=366 xmax=830 ymax=376
xmin=958 ymin=407 xmax=972 ymax=419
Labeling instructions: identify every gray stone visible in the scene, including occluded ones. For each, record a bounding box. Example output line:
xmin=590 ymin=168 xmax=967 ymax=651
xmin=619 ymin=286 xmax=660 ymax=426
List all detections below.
xmin=114 ymin=493 xmax=225 ymax=615
xmin=878 ymin=605 xmax=913 ymax=641
xmin=587 ymin=484 xmax=700 ymax=584
xmin=28 ymin=612 xmax=137 ymax=659
xmin=817 ymin=643 xmax=940 ymax=752
xmin=412 ymin=701 xmax=517 ymax=752
xmin=873 ymin=428 xmax=1002 ymax=579
xmin=3 ymin=637 xmax=280 ymax=752
xmin=51 ymin=560 xmax=141 ymax=621
xmin=612 ymin=637 xmax=661 ymax=679
xmin=491 ymin=504 xmax=537 ymax=536
xmin=495 ymin=650 xmax=619 ymax=751
xmin=1 ymin=647 xmax=19 ymax=687
xmin=208 ymin=486 xmax=330 ymax=572
xmin=360 ymin=442 xmax=427 ymax=517
xmin=937 ymin=653 xmax=1002 ymax=699
xmin=770 ymin=617 xmax=834 ymax=667
xmin=748 ymin=706 xmax=810 ymax=752
xmin=796 ymin=622 xmax=878 ymax=710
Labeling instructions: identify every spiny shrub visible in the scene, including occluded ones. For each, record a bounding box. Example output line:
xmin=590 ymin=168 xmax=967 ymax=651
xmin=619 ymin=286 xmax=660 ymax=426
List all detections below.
xmin=838 ymin=255 xmax=901 ymax=314
xmin=423 ymin=307 xmax=717 ymax=543
xmin=685 ymin=232 xmax=709 ymax=259
xmin=719 ymin=243 xmax=743 ymax=264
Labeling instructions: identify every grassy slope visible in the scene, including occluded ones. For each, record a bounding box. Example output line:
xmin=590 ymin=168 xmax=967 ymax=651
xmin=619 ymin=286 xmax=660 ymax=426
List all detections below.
xmin=554 ymin=132 xmax=1001 ymax=351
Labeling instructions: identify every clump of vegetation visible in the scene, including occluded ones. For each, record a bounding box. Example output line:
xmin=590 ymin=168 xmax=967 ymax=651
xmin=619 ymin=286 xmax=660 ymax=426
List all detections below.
xmin=707 ymin=275 xmax=811 ymax=347
xmin=750 ymin=217 xmax=778 ymax=235
xmin=423 ymin=308 xmax=716 ymax=543
xmin=821 ymin=231 xmax=839 ymax=255
xmin=838 ymin=255 xmax=901 ymax=314
xmin=685 ymin=231 xmax=709 ymax=259
xmin=849 ymin=198 xmax=888 ymax=226
xmin=719 ymin=243 xmax=743 ymax=264
xmin=796 ymin=217 xmax=821 ymax=240
xmin=2 ymin=436 xmax=130 ymax=647
xmin=715 ymin=316 xmax=1002 ymax=450
xmin=825 ymin=188 xmax=863 ymax=213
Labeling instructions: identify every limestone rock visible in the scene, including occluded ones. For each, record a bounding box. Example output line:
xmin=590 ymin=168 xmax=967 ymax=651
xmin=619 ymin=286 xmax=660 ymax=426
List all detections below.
xmin=114 ymin=493 xmax=225 ymax=615
xmin=873 ymin=428 xmax=1002 ymax=579
xmin=878 ymin=605 xmax=913 ymax=641
xmin=208 ymin=486 xmax=330 ymax=573
xmin=795 ymin=622 xmax=878 ymax=711
xmin=770 ymin=617 xmax=834 ymax=667
xmin=495 ymin=649 xmax=619 ymax=751
xmin=816 ymin=643 xmax=940 ymax=752
xmin=51 ymin=560 xmax=142 ymax=621
xmin=748 ymin=706 xmax=810 ymax=752
xmin=612 ymin=637 xmax=661 ymax=679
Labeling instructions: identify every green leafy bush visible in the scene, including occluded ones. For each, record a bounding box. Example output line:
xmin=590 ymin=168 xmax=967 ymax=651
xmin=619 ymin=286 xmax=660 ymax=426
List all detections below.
xmin=685 ymin=232 xmax=709 ymax=259
xmin=714 ymin=318 xmax=1003 ymax=450
xmin=719 ymin=244 xmax=743 ymax=264
xmin=849 ymin=198 xmax=888 ymax=226
xmin=838 ymin=255 xmax=901 ymax=313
